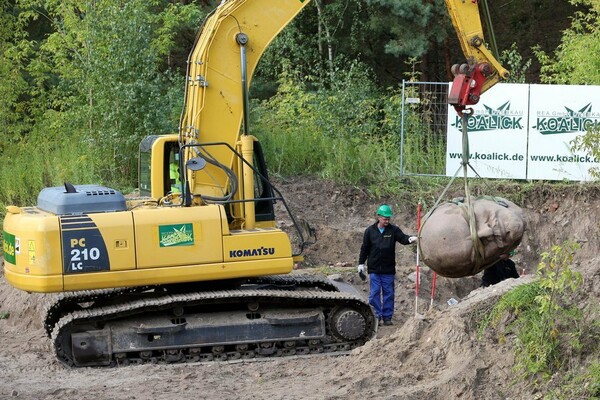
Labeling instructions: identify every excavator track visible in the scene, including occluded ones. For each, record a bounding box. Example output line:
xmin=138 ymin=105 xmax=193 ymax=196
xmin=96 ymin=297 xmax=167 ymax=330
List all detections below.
xmin=43 ymin=286 xmax=154 ymax=337
xmin=43 ymin=275 xmax=337 ymax=337
xmin=48 ymin=275 xmax=377 ymax=367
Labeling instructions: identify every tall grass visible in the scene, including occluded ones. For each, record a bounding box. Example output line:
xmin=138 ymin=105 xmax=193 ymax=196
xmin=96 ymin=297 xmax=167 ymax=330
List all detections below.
xmin=384 ymin=86 xmax=447 ymax=176
xmin=251 ymin=64 xmax=408 ymax=191
xmin=402 ymin=109 xmax=447 ymax=175
xmin=253 ymin=113 xmax=400 ymax=188
xmin=0 ymin=136 xmax=108 ymax=233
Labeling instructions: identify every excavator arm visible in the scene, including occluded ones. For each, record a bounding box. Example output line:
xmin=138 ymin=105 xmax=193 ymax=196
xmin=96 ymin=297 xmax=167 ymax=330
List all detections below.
xmin=178 ymin=0 xmax=310 ymax=203
xmin=173 ymin=0 xmax=508 ymax=208
xmin=444 ymin=0 xmax=509 ymax=115
xmin=178 ymin=0 xmax=508 ymax=185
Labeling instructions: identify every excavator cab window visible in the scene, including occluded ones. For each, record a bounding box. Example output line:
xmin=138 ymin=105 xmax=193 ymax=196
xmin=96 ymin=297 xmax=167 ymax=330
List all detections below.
xmin=223 ymin=142 xmax=276 ymax=223
xmin=166 ymin=144 xmax=182 ymax=195
xmin=252 ymin=142 xmax=275 ymax=222
xmin=139 ymin=151 xmax=152 ymax=197
xmin=138 ymin=135 xmax=158 ymax=197
xmin=138 ymin=136 xmax=181 ymax=199
xmin=138 ymin=134 xmax=276 ymax=215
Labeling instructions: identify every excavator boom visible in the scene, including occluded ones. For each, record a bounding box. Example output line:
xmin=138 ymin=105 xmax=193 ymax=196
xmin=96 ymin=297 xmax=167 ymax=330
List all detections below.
xmin=178 ymin=0 xmax=310 ymax=202
xmin=444 ymin=0 xmax=509 ymax=115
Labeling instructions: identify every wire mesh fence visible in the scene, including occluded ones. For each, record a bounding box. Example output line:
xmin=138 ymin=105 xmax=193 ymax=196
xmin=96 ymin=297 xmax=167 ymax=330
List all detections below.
xmin=400 ymin=81 xmax=450 ymax=177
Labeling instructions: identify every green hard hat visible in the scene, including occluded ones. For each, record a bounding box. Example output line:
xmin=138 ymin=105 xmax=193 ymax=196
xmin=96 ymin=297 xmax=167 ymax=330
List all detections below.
xmin=377 ymin=204 xmax=393 ymax=217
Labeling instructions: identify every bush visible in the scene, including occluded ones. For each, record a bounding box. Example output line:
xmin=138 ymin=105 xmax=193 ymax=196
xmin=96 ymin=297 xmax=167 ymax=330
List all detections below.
xmin=478 ymin=241 xmax=599 ymax=398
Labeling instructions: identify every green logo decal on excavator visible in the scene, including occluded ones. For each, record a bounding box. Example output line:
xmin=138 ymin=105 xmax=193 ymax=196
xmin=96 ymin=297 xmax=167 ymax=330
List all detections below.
xmin=159 ymin=223 xmax=194 ymax=247
xmin=3 ymin=231 xmax=16 ymax=264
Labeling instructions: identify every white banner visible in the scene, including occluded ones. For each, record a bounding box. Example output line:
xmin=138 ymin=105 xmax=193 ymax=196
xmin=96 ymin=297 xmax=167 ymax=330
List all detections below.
xmin=445 ymin=83 xmax=600 ymax=181
xmin=527 ymin=84 xmax=600 ymax=181
xmin=446 ymin=83 xmax=529 ymax=179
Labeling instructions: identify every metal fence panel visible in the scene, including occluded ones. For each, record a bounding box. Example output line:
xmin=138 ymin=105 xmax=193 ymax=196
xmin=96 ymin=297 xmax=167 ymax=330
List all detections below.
xmin=400 ymin=81 xmax=449 ymax=177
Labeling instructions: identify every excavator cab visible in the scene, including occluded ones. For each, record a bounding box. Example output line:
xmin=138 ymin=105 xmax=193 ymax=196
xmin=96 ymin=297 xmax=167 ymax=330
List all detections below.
xmin=138 ymin=135 xmax=180 ymax=198
xmin=138 ymin=134 xmax=276 ymax=226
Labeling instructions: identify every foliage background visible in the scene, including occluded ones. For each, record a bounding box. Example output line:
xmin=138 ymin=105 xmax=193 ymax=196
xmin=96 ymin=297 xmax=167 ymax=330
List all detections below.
xmin=0 ymin=1 xmax=598 ymax=396
xmin=0 ymin=0 xmax=598 ymax=207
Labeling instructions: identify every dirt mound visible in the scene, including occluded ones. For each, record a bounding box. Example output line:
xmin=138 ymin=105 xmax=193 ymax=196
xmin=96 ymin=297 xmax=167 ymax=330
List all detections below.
xmin=276 ymin=177 xmax=600 ymax=269
xmin=0 ymin=177 xmax=598 ymax=399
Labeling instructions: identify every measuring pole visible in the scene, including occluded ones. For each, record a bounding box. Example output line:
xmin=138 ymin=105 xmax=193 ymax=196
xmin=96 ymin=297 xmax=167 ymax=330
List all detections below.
xmin=429 ymin=271 xmax=437 ymax=311
xmin=414 ymin=202 xmax=422 ymax=317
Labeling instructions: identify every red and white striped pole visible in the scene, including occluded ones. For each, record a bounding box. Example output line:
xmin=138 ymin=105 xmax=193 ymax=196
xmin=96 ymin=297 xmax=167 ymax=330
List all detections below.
xmin=429 ymin=270 xmax=437 ymax=311
xmin=415 ymin=203 xmax=422 ymax=317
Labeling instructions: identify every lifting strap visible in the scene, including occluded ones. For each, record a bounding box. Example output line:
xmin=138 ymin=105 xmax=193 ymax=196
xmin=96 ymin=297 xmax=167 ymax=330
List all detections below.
xmin=419 ymin=112 xmax=487 ymax=270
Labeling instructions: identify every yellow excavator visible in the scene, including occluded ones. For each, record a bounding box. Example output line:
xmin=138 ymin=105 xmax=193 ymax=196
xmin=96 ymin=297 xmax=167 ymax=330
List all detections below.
xmin=2 ymin=0 xmax=506 ymax=367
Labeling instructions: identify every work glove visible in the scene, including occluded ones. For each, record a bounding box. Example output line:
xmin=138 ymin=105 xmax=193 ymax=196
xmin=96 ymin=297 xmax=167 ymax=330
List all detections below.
xmin=409 ymin=236 xmax=418 ymax=244
xmin=357 ymin=264 xmax=367 ymax=281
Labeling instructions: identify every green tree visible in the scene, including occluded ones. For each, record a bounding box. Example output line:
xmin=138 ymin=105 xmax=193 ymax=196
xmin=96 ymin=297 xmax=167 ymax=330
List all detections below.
xmin=0 ymin=0 xmax=33 ymax=153
xmin=364 ymin=0 xmax=452 ymax=83
xmin=533 ymin=0 xmax=600 ymax=85
xmin=533 ymin=0 xmax=600 ymax=180
xmin=0 ymin=0 xmax=200 ymax=212
xmin=21 ymin=0 xmax=199 ymax=186
xmin=499 ymin=43 xmax=531 ymax=84
xmin=255 ymin=0 xmax=379 ymax=94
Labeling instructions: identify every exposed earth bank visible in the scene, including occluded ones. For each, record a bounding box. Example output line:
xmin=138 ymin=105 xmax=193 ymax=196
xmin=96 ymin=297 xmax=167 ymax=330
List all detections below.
xmin=1 ymin=177 xmax=598 ymax=399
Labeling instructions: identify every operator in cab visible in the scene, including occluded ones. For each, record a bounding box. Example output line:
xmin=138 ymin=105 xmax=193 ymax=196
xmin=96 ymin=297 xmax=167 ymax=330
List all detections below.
xmin=169 ymin=151 xmax=182 ymax=193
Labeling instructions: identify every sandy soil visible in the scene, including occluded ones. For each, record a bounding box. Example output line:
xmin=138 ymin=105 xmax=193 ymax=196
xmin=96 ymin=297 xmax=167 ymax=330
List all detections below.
xmin=1 ymin=177 xmax=598 ymax=399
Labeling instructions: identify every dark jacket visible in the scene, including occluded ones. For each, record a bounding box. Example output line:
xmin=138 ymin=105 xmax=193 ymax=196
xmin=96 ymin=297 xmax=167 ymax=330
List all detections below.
xmin=481 ymin=258 xmax=519 ymax=287
xmin=358 ymin=222 xmax=412 ymax=275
